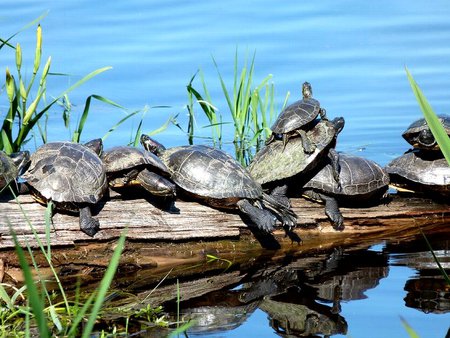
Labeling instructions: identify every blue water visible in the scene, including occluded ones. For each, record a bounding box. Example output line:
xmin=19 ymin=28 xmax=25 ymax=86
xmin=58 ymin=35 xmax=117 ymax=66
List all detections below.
xmin=2 ymin=1 xmax=450 ymax=336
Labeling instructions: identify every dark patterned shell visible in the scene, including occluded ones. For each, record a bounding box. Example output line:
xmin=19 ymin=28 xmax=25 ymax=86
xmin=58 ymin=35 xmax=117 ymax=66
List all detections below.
xmin=0 ymin=151 xmax=18 ymax=189
xmin=270 ymin=97 xmax=321 ymax=134
xmin=385 ymin=151 xmax=450 ymax=192
xmin=22 ymin=141 xmax=107 ymax=204
xmin=402 ymin=115 xmax=450 ymax=149
xmin=305 ymin=154 xmax=389 ymax=196
xmin=248 ymin=120 xmax=337 ymax=184
xmin=161 ymin=145 xmax=262 ymax=199
xmin=102 ymin=146 xmax=168 ymax=174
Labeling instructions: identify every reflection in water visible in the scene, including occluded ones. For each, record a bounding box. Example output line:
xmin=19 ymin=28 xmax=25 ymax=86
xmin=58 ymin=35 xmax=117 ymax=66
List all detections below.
xmin=385 ymin=235 xmax=450 ymax=315
xmin=169 ymin=248 xmax=389 ymax=337
xmin=404 ymin=275 xmax=450 ymax=314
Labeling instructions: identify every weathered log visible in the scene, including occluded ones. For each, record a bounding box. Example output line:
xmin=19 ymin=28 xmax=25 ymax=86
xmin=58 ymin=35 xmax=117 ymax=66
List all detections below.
xmin=0 ymin=192 xmax=449 ymax=275
xmin=1 ymin=192 xmax=449 ymax=249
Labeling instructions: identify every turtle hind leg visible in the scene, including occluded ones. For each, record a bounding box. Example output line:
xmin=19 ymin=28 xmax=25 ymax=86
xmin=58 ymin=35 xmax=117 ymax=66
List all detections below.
xmin=136 ymin=169 xmax=176 ymax=197
xmin=79 ymin=206 xmax=100 ymax=237
xmin=237 ymin=199 xmax=276 ymax=233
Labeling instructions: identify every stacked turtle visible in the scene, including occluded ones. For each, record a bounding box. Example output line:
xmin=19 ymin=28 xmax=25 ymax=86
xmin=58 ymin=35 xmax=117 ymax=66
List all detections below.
xmin=385 ymin=115 xmax=450 ymax=198
xmin=249 ymin=82 xmax=390 ymax=230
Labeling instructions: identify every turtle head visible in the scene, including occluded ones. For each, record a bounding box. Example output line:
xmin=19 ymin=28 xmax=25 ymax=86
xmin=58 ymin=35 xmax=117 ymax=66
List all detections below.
xmin=331 ymin=116 xmax=345 ymax=135
xmin=10 ymin=151 xmax=30 ymax=174
xmin=417 ymin=129 xmax=437 ymax=149
xmin=84 ymin=138 xmax=103 ymax=155
xmin=140 ymin=134 xmax=166 ymax=156
xmin=302 ymin=82 xmax=313 ymax=99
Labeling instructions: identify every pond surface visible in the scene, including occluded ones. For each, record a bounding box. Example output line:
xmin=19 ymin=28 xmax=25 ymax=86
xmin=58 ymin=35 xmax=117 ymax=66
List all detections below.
xmin=2 ymin=1 xmax=450 ymax=337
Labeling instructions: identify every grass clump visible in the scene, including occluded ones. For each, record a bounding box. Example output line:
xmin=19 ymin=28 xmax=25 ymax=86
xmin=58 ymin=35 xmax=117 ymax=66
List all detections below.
xmin=182 ymin=50 xmax=288 ymax=166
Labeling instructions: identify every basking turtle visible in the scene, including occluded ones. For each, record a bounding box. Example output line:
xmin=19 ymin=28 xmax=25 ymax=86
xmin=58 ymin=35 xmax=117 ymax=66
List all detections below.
xmin=101 ymin=146 xmax=176 ymax=198
xmin=22 ymin=140 xmax=107 ymax=237
xmin=266 ymin=82 xmax=328 ymax=152
xmin=301 ymin=153 xmax=389 ymax=230
xmin=248 ymin=117 xmax=345 ymax=190
xmin=402 ymin=114 xmax=450 ymax=151
xmin=385 ymin=150 xmax=450 ymax=197
xmin=140 ymin=135 xmax=297 ymax=232
xmin=0 ymin=151 xmax=30 ymax=191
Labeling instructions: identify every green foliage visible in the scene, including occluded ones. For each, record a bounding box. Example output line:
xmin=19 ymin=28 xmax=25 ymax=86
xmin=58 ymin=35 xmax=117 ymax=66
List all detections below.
xmin=406 ymin=67 xmax=450 ymax=165
xmin=0 ymin=23 xmax=112 ymax=153
xmin=0 ymin=187 xmax=127 ymax=336
xmin=401 ymin=317 xmax=421 ymax=338
xmin=184 ymin=50 xmax=288 ymax=166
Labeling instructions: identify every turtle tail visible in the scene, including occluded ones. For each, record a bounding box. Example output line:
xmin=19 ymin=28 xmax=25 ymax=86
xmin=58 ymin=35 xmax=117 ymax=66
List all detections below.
xmin=261 ymin=191 xmax=297 ymax=230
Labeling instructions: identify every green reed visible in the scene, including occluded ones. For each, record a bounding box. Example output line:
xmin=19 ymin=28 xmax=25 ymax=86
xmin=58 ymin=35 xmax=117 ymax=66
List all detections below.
xmin=1 ymin=189 xmax=127 ymax=336
xmin=185 ymin=50 xmax=288 ymax=166
xmin=406 ymin=67 xmax=450 ymax=165
xmin=1 ymin=23 xmax=113 ymax=153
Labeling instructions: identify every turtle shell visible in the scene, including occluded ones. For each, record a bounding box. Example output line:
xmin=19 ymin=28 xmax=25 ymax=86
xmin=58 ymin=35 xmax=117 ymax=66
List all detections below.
xmin=248 ymin=119 xmax=337 ymax=185
xmin=270 ymin=97 xmax=321 ymax=135
xmin=385 ymin=150 xmax=450 ymax=194
xmin=161 ymin=145 xmax=262 ymax=200
xmin=22 ymin=141 xmax=107 ymax=204
xmin=0 ymin=151 xmax=19 ymax=189
xmin=304 ymin=153 xmax=389 ymax=197
xmin=402 ymin=115 xmax=450 ymax=150
xmin=101 ymin=146 xmax=168 ymax=174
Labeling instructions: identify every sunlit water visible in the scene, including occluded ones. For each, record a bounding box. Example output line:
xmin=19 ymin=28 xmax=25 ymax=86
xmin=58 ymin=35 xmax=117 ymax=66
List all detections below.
xmin=1 ymin=1 xmax=450 ymax=336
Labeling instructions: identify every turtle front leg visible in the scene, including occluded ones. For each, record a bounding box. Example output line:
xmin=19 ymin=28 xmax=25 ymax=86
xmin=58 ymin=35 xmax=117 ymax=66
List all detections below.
xmin=319 ymin=107 xmax=328 ymax=120
xmin=328 ymin=148 xmax=341 ymax=187
xmin=304 ymin=190 xmax=344 ymax=231
xmin=79 ymin=206 xmax=100 ymax=237
xmin=237 ymin=199 xmax=276 ymax=233
xmin=294 ymin=129 xmax=316 ymax=154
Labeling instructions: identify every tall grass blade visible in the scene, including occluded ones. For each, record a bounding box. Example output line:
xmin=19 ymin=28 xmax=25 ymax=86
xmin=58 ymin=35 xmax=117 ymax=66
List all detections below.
xmin=406 ymin=67 xmax=450 ymax=165
xmin=72 ymin=94 xmax=124 ymax=143
xmin=419 ymin=229 xmax=450 ymax=284
xmin=0 ymin=11 xmax=49 ymax=50
xmin=9 ymin=224 xmax=50 ymax=337
xmin=400 ymin=317 xmax=420 ymax=338
xmin=80 ymin=233 xmax=127 ymax=338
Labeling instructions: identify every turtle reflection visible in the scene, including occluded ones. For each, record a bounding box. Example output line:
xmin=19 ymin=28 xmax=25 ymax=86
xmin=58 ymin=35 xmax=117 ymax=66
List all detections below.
xmin=172 ymin=248 xmax=388 ymax=337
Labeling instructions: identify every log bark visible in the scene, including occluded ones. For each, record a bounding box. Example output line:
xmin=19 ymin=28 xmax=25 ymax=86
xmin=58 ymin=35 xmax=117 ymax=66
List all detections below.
xmin=0 ymin=192 xmax=449 ymax=270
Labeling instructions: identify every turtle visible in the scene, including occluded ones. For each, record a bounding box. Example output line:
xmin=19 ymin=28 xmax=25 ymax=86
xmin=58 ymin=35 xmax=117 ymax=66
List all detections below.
xmin=0 ymin=151 xmax=30 ymax=191
xmin=385 ymin=149 xmax=450 ymax=197
xmin=301 ymin=153 xmax=390 ymax=230
xmin=21 ymin=140 xmax=108 ymax=237
xmin=265 ymin=81 xmax=328 ymax=152
xmin=248 ymin=117 xmax=345 ymax=187
xmin=140 ymin=135 xmax=297 ymax=232
xmin=101 ymin=146 xmax=176 ymax=198
xmin=402 ymin=114 xmax=450 ymax=151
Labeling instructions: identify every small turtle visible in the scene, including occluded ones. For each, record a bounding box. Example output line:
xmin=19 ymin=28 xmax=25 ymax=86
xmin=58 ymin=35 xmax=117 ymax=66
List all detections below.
xmin=385 ymin=150 xmax=450 ymax=197
xmin=22 ymin=140 xmax=107 ymax=237
xmin=0 ymin=151 xmax=30 ymax=191
xmin=101 ymin=146 xmax=176 ymax=198
xmin=402 ymin=114 xmax=450 ymax=151
xmin=266 ymin=82 xmax=328 ymax=152
xmin=249 ymin=117 xmax=344 ymax=187
xmin=140 ymin=135 xmax=297 ymax=232
xmin=301 ymin=153 xmax=389 ymax=230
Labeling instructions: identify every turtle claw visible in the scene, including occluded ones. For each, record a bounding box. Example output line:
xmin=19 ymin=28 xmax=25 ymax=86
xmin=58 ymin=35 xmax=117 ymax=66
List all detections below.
xmin=327 ymin=210 xmax=344 ymax=231
xmin=79 ymin=206 xmax=100 ymax=237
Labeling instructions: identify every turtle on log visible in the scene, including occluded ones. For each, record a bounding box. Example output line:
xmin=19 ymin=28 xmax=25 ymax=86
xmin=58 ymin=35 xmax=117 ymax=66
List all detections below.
xmin=140 ymin=135 xmax=297 ymax=232
xmin=21 ymin=140 xmax=108 ymax=237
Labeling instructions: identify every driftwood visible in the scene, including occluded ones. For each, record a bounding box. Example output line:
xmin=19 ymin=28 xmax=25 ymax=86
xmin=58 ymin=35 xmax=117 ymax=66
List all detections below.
xmin=0 ymin=191 xmax=449 ymax=277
